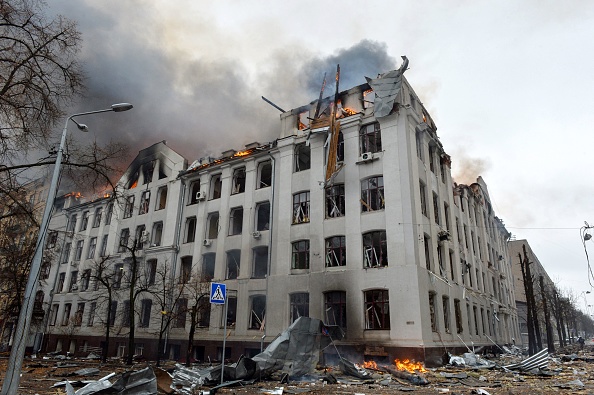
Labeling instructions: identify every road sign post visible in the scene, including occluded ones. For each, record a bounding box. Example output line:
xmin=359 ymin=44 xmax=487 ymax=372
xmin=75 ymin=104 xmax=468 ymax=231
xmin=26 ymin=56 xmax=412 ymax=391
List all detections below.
xmin=210 ymin=282 xmax=227 ymax=384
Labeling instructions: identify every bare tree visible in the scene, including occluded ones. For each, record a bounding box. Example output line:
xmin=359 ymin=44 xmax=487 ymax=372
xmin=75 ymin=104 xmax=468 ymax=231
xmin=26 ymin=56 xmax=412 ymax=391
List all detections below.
xmin=184 ymin=273 xmax=211 ymax=366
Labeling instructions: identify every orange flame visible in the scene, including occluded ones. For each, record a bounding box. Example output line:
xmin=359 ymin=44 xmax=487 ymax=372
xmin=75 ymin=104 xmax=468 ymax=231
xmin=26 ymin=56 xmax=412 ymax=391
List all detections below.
xmin=394 ymin=359 xmax=427 ymax=373
xmin=342 ymin=107 xmax=357 ymax=116
xmin=363 ymin=360 xmax=378 ymax=369
xmin=234 ymin=150 xmax=251 ymax=157
xmin=65 ymin=192 xmax=83 ymax=199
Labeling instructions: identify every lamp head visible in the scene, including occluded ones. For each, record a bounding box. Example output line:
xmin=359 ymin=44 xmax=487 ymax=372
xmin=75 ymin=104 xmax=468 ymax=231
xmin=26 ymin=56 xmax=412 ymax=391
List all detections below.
xmin=71 ymin=118 xmax=89 ymax=132
xmin=111 ymin=103 xmax=133 ymax=112
xmin=585 ymin=233 xmax=592 ymax=241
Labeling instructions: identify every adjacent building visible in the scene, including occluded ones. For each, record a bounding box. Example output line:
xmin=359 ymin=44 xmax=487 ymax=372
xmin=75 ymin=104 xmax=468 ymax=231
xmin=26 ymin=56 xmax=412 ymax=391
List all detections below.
xmin=39 ymin=64 xmax=519 ymax=364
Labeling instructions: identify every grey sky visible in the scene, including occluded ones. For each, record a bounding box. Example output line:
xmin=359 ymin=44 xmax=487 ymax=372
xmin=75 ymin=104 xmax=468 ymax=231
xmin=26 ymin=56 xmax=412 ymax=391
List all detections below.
xmin=48 ymin=1 xmax=594 ymax=306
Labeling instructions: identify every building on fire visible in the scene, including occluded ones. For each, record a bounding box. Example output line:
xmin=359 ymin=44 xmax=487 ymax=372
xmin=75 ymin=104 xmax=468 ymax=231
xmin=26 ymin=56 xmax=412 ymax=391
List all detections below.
xmin=37 ymin=60 xmax=520 ymax=364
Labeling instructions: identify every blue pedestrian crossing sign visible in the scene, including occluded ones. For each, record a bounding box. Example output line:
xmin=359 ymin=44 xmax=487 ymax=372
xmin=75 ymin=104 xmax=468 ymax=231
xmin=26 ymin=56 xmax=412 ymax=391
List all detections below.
xmin=210 ymin=282 xmax=226 ymax=304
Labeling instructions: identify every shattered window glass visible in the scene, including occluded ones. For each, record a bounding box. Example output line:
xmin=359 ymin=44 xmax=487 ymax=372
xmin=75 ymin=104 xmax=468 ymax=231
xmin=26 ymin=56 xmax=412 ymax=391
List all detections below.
xmin=325 ymin=236 xmax=346 ymax=267
xmin=325 ymin=291 xmax=347 ymax=329
xmin=226 ymin=250 xmax=240 ymax=279
xmin=228 ymin=207 xmax=243 ymax=236
xmin=232 ymin=167 xmax=246 ymax=194
xmin=429 ymin=292 xmax=437 ymax=332
xmin=258 ymin=162 xmax=272 ymax=189
xmin=442 ymin=296 xmax=450 ymax=333
xmin=255 ymin=202 xmax=270 ymax=231
xmin=294 ymin=143 xmax=310 ymax=172
xmin=292 ymin=191 xmax=310 ymax=224
xmin=325 ymin=184 xmax=345 ymax=218
xmin=363 ymin=89 xmax=375 ymax=109
xmin=249 ymin=294 xmax=266 ymax=330
xmin=291 ymin=240 xmax=309 ymax=270
xmin=364 ymin=289 xmax=389 ymax=330
xmin=252 ymin=247 xmax=268 ymax=278
xmin=361 ymin=176 xmax=384 ymax=212
xmin=363 ymin=231 xmax=388 ymax=268
xmin=290 ymin=293 xmax=309 ymax=323
xmin=360 ymin=122 xmax=381 ymax=154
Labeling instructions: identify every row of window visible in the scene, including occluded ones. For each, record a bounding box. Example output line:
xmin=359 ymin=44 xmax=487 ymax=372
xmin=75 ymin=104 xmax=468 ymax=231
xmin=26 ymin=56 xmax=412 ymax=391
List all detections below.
xmin=67 ymin=203 xmax=114 ymax=233
xmin=123 ymin=186 xmax=168 ymax=219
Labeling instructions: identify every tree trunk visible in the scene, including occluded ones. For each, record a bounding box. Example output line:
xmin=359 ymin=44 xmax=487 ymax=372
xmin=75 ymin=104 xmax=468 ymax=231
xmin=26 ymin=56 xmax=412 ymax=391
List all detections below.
xmin=103 ymin=299 xmax=111 ymax=363
xmin=186 ymin=305 xmax=197 ymax=367
xmin=519 ymin=252 xmax=536 ymax=355
xmin=539 ymin=276 xmax=555 ymax=353
xmin=126 ymin=255 xmax=138 ymax=366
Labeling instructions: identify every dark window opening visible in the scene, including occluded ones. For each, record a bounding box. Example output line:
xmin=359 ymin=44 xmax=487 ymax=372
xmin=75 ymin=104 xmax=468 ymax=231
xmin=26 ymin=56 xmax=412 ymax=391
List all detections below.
xmin=363 ymin=231 xmax=388 ymax=268
xmin=361 ymin=176 xmax=384 ymax=212
xmin=202 ymin=253 xmax=215 ymax=281
xmin=364 ymin=289 xmax=389 ymax=329
xmin=256 ymin=202 xmax=270 ymax=231
xmin=258 ymin=162 xmax=272 ymax=189
xmin=226 ymin=250 xmax=240 ymax=279
xmin=210 ymin=174 xmax=222 ymax=200
xmin=290 ymin=293 xmax=309 ymax=323
xmin=325 ymin=236 xmax=346 ymax=267
xmin=252 ymin=247 xmax=268 ymax=278
xmin=292 ymin=191 xmax=310 ymax=224
xmin=249 ymin=295 xmax=266 ymax=330
xmin=291 ymin=240 xmax=310 ymax=270
xmin=325 ymin=184 xmax=345 ymax=218
xmin=294 ymin=143 xmax=310 ymax=172
xmin=232 ymin=167 xmax=246 ymax=194
xmin=229 ymin=207 xmax=243 ymax=235
xmin=360 ymin=122 xmax=382 ymax=154
xmin=325 ymin=291 xmax=347 ymax=329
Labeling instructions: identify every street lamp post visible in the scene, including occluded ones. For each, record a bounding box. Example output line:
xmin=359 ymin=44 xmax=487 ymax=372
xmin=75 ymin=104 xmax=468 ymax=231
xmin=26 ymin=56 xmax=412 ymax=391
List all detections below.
xmin=1 ymin=104 xmax=133 ymax=395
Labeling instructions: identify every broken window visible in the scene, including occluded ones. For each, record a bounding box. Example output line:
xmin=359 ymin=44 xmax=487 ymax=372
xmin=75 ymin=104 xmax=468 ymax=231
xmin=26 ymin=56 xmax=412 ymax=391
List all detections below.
xmin=202 ymin=253 xmax=215 ymax=281
xmin=142 ymin=162 xmax=154 ymax=185
xmin=463 ymin=225 xmax=469 ymax=249
xmin=255 ymin=201 xmax=270 ymax=231
xmin=252 ymin=247 xmax=268 ymax=278
xmin=146 ymin=259 xmax=157 ymax=286
xmin=180 ymin=256 xmax=192 ymax=284
xmin=258 ymin=161 xmax=272 ymax=189
xmin=109 ymin=301 xmax=118 ymax=326
xmin=34 ymin=291 xmax=44 ymax=310
xmin=189 ymin=180 xmax=201 ymax=205
xmin=449 ymin=249 xmax=455 ymax=280
xmin=156 ymin=186 xmax=167 ymax=210
xmin=93 ymin=207 xmax=102 ymax=228
xmin=298 ymin=110 xmax=309 ymax=130
xmin=113 ymin=263 xmax=124 ymax=288
xmin=360 ymin=122 xmax=382 ymax=154
xmin=210 ymin=174 xmax=222 ymax=200
xmin=292 ymin=191 xmax=310 ymax=224
xmin=62 ymin=243 xmax=71 ymax=263
xmin=40 ymin=260 xmax=51 ymax=280
xmin=135 ymin=225 xmax=146 ymax=249
xmin=69 ymin=271 xmax=78 ymax=292
xmin=433 ymin=193 xmax=439 ymax=225
xmin=223 ymin=295 xmax=237 ymax=327
xmin=228 ymin=207 xmax=243 ymax=236
xmin=290 ymin=293 xmax=309 ymax=323
xmin=454 ymin=299 xmax=463 ymax=334
xmin=337 ymin=131 xmax=345 ymax=162
xmin=207 ymin=212 xmax=219 ymax=239
xmin=62 ymin=303 xmax=72 ymax=326
xmin=443 ymin=296 xmax=451 ymax=333
xmin=79 ymin=211 xmax=88 ymax=231
xmin=364 ymin=289 xmax=389 ymax=330
xmin=249 ymin=295 xmax=266 ymax=330
xmin=74 ymin=240 xmax=83 ymax=261
xmin=56 ymin=273 xmax=65 ymax=293
xmin=87 ymin=237 xmax=97 ymax=259
xmin=429 ymin=292 xmax=438 ymax=332
xmin=87 ymin=302 xmax=96 ymax=326
xmin=419 ymin=181 xmax=428 ymax=217
xmin=99 ymin=235 xmax=108 ymax=257
xmin=226 ymin=250 xmax=240 ymax=279
xmin=363 ymin=89 xmax=375 ymax=109
xmin=325 ymin=236 xmax=346 ymax=267
xmin=139 ymin=190 xmax=150 ymax=215
xmin=140 ymin=299 xmax=152 ymax=327
xmin=324 ymin=291 xmax=346 ymax=329
xmin=361 ymin=176 xmax=384 ymax=212
xmin=49 ymin=304 xmax=59 ymax=326
xmin=444 ymin=203 xmax=450 ymax=231
xmin=440 ymin=159 xmax=446 ymax=183
xmin=122 ymin=300 xmax=130 ymax=327
xmin=185 ymin=217 xmax=196 ymax=243
xmin=174 ymin=298 xmax=187 ymax=328
xmin=231 ymin=167 xmax=246 ymax=194
xmin=480 ymin=307 xmax=486 ymax=335
xmin=473 ymin=305 xmax=479 ymax=335
xmin=291 ymin=240 xmax=309 ymax=270
xmin=325 ymin=184 xmax=345 ymax=218
xmin=198 ymin=298 xmax=211 ymax=327
xmin=362 ymin=230 xmax=388 ymax=268
xmin=67 ymin=214 xmax=77 ymax=232
xmin=105 ymin=203 xmax=113 ymax=225
xmin=424 ymin=234 xmax=432 ymax=271
xmin=294 ymin=143 xmax=310 ymax=172
xmin=151 ymin=222 xmax=163 ymax=247
xmin=416 ymin=131 xmax=424 ymax=162
xmin=46 ymin=231 xmax=58 ymax=249
xmin=437 ymin=246 xmax=445 ymax=276
xmin=429 ymin=146 xmax=436 ymax=173
xmin=123 ymin=195 xmax=135 ymax=219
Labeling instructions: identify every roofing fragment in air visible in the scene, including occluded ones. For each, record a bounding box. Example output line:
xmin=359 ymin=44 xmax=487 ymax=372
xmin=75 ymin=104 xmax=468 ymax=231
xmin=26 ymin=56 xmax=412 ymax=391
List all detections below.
xmin=365 ymin=56 xmax=409 ymax=118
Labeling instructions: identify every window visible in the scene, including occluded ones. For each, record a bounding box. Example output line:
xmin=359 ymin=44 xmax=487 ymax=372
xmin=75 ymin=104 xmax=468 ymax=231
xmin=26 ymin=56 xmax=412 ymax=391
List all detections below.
xmin=47 ymin=231 xmax=58 ymax=248
xmin=255 ymin=202 xmax=270 ymax=231
xmin=74 ymin=240 xmax=84 ymax=261
xmin=49 ymin=304 xmax=59 ymax=326
xmin=189 ymin=180 xmax=201 ymax=204
xmin=226 ymin=250 xmax=240 ymax=279
xmin=337 ymin=131 xmax=345 ymax=162
xmin=258 ymin=162 xmax=272 ymax=189
xmin=123 ymin=301 xmax=132 ymax=327
xmin=56 ymin=273 xmax=65 ymax=293
xmin=449 ymin=249 xmax=455 ymax=280
xmin=40 ymin=260 xmax=51 ymax=280
xmin=185 ymin=217 xmax=197 ymax=243
xmin=424 ymin=234 xmax=432 ymax=271
xmin=202 ymin=253 xmax=215 ymax=280
xmin=363 ymin=231 xmax=388 ymax=267
xmin=119 ymin=229 xmax=130 ymax=252
xmin=228 ymin=207 xmax=243 ymax=235
xmin=140 ymin=299 xmax=152 ymax=328
xmin=124 ymin=195 xmax=135 ymax=218
xmin=151 ymin=222 xmax=163 ymax=246
xmin=105 ymin=203 xmax=113 ymax=225
xmin=114 ymin=263 xmax=124 ymax=289
xmin=87 ymin=302 xmax=96 ymax=326
xmin=454 ymin=299 xmax=463 ymax=334
xmin=361 ymin=176 xmax=384 ymax=212
xmin=201 ymin=213 xmax=218 ymax=241
xmin=74 ymin=303 xmax=85 ymax=326
xmin=174 ymin=298 xmax=187 ymax=328
xmin=198 ymin=297 xmax=211 ymax=327
xmin=444 ymin=203 xmax=450 ymax=231
xmin=62 ymin=303 xmax=72 ymax=325
xmin=81 ymin=269 xmax=91 ymax=291
xmin=419 ymin=181 xmax=428 ymax=217
xmin=142 ymin=162 xmax=154 ymax=184
xmin=363 ymin=89 xmax=375 ymax=108
xmin=291 ymin=240 xmax=309 ymax=270
xmin=210 ymin=174 xmax=222 ymax=200
xmin=442 ymin=296 xmax=451 ymax=333
xmin=68 ymin=271 xmax=78 ymax=292
xmin=80 ymin=211 xmax=89 ymax=231
xmin=416 ymin=132 xmax=423 ymax=161
xmin=290 ymin=293 xmax=309 ymax=323
xmin=99 ymin=235 xmax=108 ymax=257
xmin=93 ymin=207 xmax=103 ymax=228
xmin=146 ymin=259 xmax=157 ymax=285
xmin=364 ymin=289 xmax=390 ymax=329
xmin=34 ymin=291 xmax=44 ymax=310
xmin=139 ymin=190 xmax=150 ymax=215
xmin=67 ymin=214 xmax=77 ymax=232
xmin=360 ymin=122 xmax=382 ymax=154
xmin=324 ymin=291 xmax=346 ymax=329
xmin=473 ymin=305 xmax=479 ymax=335
xmin=249 ymin=295 xmax=266 ymax=330
xmin=135 ymin=225 xmax=146 ymax=249
xmin=156 ymin=186 xmax=167 ymax=210
xmin=429 ymin=292 xmax=438 ymax=332
xmin=180 ymin=256 xmax=192 ymax=284
xmin=62 ymin=243 xmax=71 ymax=263
xmin=325 ymin=236 xmax=346 ymax=267
xmin=325 ymin=184 xmax=345 ymax=218
xmin=87 ymin=237 xmax=97 ymax=259
xmin=232 ymin=167 xmax=246 ymax=194
xmin=294 ymin=143 xmax=310 ymax=172
xmin=433 ymin=193 xmax=440 ymax=224
xmin=225 ymin=296 xmax=237 ymax=327
xmin=429 ymin=146 xmax=436 ymax=173
xmin=292 ymin=191 xmax=310 ymax=224
xmin=109 ymin=301 xmax=118 ymax=326
xmin=252 ymin=247 xmax=268 ymax=278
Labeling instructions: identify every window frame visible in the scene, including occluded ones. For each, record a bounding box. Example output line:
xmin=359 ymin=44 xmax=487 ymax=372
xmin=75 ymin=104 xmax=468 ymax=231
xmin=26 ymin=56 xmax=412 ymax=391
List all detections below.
xmin=359 ymin=122 xmax=382 ymax=154
xmin=361 ymin=176 xmax=384 ymax=212
xmin=364 ymin=289 xmax=390 ymax=330
xmin=291 ymin=240 xmax=310 ymax=270
xmin=325 ymin=236 xmax=346 ymax=267
xmin=362 ymin=230 xmax=388 ymax=268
